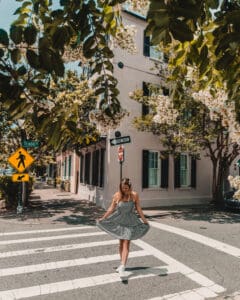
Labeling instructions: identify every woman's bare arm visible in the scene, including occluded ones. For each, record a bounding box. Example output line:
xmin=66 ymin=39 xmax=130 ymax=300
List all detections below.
xmin=133 ymin=192 xmax=149 ymax=224
xmin=98 ymin=193 xmax=119 ymax=221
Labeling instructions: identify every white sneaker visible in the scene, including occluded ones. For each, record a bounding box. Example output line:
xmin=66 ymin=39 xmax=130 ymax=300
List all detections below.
xmin=118 ymin=265 xmax=127 ymax=280
xmin=116 ymin=265 xmax=122 ymax=273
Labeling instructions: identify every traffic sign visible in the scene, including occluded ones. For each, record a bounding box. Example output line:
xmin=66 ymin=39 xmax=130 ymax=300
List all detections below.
xmin=8 ymin=147 xmax=34 ymax=172
xmin=110 ymin=136 xmax=131 ymax=146
xmin=118 ymin=145 xmax=124 ymax=162
xmin=22 ymin=140 xmax=40 ymax=148
xmin=12 ymin=173 xmax=30 ymax=182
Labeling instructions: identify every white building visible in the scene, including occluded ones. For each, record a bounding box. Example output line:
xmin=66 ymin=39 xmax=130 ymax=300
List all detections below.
xmin=57 ymin=9 xmax=214 ymax=209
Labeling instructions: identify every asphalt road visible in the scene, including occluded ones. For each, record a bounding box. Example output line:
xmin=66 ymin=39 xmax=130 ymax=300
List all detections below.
xmin=0 ymin=186 xmax=240 ymax=299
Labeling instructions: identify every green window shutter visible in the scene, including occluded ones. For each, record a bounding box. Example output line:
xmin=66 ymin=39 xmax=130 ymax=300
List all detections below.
xmin=174 ymin=155 xmax=181 ymax=188
xmin=80 ymin=154 xmax=84 ymax=183
xmin=99 ymin=149 xmax=105 ymax=187
xmin=143 ymin=30 xmax=150 ymax=57
xmin=68 ymin=155 xmax=72 ymax=177
xmin=142 ymin=82 xmax=150 ymax=116
xmin=92 ymin=150 xmax=99 ymax=186
xmin=191 ymin=156 xmax=197 ymax=188
xmin=84 ymin=152 xmax=91 ymax=184
xmin=161 ymin=153 xmax=169 ymax=188
xmin=142 ymin=150 xmax=149 ymax=188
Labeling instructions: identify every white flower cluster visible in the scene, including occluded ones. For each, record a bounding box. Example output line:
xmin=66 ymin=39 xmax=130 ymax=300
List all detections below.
xmin=228 ymin=175 xmax=240 ymax=200
xmin=192 ymin=89 xmax=240 ymax=144
xmin=89 ymin=108 xmax=129 ymax=134
xmin=113 ymin=24 xmax=137 ymax=54
xmin=152 ymin=95 xmax=179 ymax=125
xmin=62 ymin=44 xmax=89 ymax=63
xmin=125 ymin=0 xmax=149 ymax=15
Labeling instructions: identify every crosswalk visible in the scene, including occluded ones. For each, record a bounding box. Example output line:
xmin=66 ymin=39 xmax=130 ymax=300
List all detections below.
xmin=0 ymin=224 xmax=225 ymax=299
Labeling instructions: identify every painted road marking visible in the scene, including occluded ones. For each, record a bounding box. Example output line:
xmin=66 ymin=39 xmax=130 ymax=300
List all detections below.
xmin=0 ymin=226 xmax=93 ymax=236
xmin=149 ymin=221 xmax=240 ymax=258
xmin=0 ymin=266 xmax=173 ymax=299
xmin=133 ymin=240 xmax=225 ymax=298
xmin=0 ymin=231 xmax=107 ymax=245
xmin=147 ymin=286 xmax=218 ymax=300
xmin=0 ymin=250 xmax=148 ymax=277
xmin=0 ymin=239 xmax=119 ymax=258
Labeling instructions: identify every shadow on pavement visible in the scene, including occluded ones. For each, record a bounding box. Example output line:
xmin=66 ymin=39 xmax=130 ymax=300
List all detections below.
xmin=0 ymin=184 xmax=106 ymax=225
xmin=146 ymin=205 xmax=240 ymax=224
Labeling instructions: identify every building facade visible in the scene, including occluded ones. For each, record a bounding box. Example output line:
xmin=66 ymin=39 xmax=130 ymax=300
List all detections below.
xmin=57 ymin=9 xmax=215 ymax=209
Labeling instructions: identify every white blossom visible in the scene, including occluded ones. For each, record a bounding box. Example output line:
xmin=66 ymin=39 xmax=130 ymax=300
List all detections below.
xmin=113 ymin=24 xmax=137 ymax=54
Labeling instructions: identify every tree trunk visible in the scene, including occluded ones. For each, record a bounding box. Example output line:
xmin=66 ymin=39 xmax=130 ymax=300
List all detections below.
xmin=211 ymin=158 xmax=229 ymax=207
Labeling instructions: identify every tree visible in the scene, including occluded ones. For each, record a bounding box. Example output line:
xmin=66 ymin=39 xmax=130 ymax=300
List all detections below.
xmin=146 ymin=0 xmax=240 ymax=117
xmin=131 ymin=83 xmax=240 ymax=206
xmin=0 ymin=0 xmax=129 ymax=148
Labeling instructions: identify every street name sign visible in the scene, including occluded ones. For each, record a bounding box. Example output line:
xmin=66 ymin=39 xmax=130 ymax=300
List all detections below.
xmin=12 ymin=173 xmax=30 ymax=182
xmin=22 ymin=140 xmax=40 ymax=148
xmin=110 ymin=136 xmax=131 ymax=146
xmin=8 ymin=147 xmax=34 ymax=173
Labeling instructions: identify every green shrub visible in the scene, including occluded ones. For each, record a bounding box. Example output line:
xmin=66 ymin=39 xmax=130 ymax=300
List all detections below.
xmin=0 ymin=176 xmax=34 ymax=208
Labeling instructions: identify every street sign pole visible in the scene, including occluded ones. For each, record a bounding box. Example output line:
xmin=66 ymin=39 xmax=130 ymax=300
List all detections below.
xmin=120 ymin=161 xmax=123 ymax=182
xmin=118 ymin=145 xmax=124 ymax=182
xmin=17 ymin=182 xmax=23 ymax=214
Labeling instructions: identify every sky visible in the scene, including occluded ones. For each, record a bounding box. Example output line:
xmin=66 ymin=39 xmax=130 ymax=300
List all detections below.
xmin=0 ymin=0 xmax=19 ymax=30
xmin=0 ymin=1 xmax=79 ymax=70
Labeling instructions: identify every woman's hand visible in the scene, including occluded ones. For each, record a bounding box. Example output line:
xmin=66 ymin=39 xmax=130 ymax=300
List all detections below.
xmin=97 ymin=217 xmax=104 ymax=222
xmin=143 ymin=219 xmax=149 ymax=225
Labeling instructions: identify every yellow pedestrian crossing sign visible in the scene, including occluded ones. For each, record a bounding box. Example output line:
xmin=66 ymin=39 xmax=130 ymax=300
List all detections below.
xmin=12 ymin=173 xmax=30 ymax=182
xmin=8 ymin=147 xmax=34 ymax=172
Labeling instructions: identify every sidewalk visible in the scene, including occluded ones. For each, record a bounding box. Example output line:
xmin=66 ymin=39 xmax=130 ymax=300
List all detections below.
xmin=0 ymin=182 xmax=106 ymax=225
xmin=0 ymin=182 xmax=204 ymax=225
xmin=0 ymin=183 xmax=230 ymax=225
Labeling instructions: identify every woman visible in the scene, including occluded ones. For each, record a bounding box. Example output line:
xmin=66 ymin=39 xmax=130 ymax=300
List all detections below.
xmin=96 ymin=178 xmax=150 ymax=277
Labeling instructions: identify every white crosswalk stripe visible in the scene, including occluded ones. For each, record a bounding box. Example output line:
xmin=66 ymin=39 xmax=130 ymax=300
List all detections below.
xmin=0 ymin=223 xmax=226 ymax=299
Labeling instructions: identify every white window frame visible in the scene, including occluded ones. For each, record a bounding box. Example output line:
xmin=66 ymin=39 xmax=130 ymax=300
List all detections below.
xmin=180 ymin=153 xmax=190 ymax=187
xmin=148 ymin=151 xmax=161 ymax=188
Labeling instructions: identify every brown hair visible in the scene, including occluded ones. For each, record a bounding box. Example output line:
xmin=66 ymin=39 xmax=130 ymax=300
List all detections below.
xmin=119 ymin=178 xmax=132 ymax=199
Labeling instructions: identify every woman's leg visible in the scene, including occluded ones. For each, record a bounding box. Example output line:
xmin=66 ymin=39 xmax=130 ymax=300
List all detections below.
xmin=119 ymin=239 xmax=124 ymax=261
xmin=121 ymin=240 xmax=130 ymax=266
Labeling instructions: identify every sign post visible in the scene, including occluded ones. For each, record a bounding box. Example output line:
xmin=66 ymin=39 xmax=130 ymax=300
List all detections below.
xmin=118 ymin=145 xmax=124 ymax=182
xmin=8 ymin=147 xmax=35 ymax=214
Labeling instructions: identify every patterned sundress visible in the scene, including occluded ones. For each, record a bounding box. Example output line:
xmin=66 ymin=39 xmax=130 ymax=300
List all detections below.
xmin=96 ymin=199 xmax=150 ymax=240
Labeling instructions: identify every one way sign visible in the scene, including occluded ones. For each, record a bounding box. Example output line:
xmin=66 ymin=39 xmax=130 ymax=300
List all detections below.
xmin=110 ymin=136 xmax=131 ymax=146
xmin=12 ymin=173 xmax=30 ymax=182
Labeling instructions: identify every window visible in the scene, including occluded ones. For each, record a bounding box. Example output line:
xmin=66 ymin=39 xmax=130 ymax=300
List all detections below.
xmin=142 ymin=150 xmax=169 ymax=188
xmin=149 ymin=151 xmax=161 ymax=187
xmin=180 ymin=154 xmax=189 ymax=187
xmin=142 ymin=82 xmax=163 ymax=116
xmin=174 ymin=154 xmax=197 ymax=188
xmin=143 ymin=30 xmax=163 ymax=60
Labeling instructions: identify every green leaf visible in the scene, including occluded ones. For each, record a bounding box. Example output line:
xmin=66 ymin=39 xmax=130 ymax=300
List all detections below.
xmin=11 ymin=49 xmax=22 ymax=64
xmin=52 ymin=26 xmax=70 ymax=50
xmin=26 ymin=49 xmax=40 ymax=69
xmin=169 ymin=20 xmax=193 ymax=42
xmin=0 ymin=29 xmax=9 ymax=46
xmin=206 ymin=0 xmax=219 ymax=9
xmin=39 ymin=50 xmax=53 ymax=72
xmin=52 ymin=53 xmax=64 ymax=76
xmin=0 ymin=49 xmax=4 ymax=58
xmin=215 ymin=52 xmax=235 ymax=70
xmin=24 ymin=25 xmax=38 ymax=45
xmin=10 ymin=26 xmax=23 ymax=44
xmin=17 ymin=66 xmax=27 ymax=76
